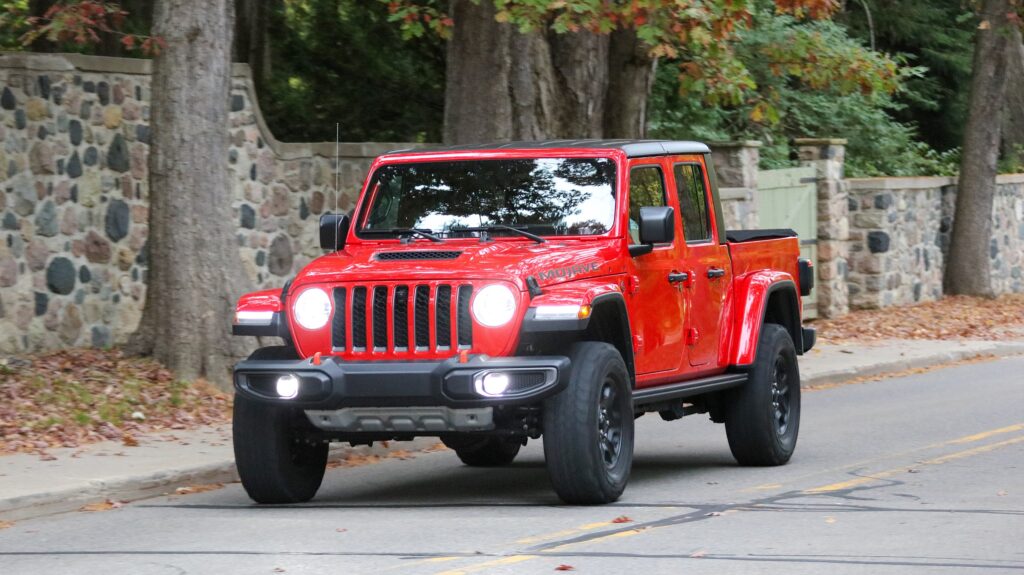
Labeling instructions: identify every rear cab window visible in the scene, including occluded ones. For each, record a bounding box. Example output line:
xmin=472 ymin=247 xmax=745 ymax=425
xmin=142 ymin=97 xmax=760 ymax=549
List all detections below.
xmin=672 ymin=163 xmax=712 ymax=243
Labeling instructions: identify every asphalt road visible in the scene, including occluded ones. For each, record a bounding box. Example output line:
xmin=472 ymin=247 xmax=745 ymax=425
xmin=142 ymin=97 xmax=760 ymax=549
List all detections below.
xmin=2 ymin=356 xmax=1023 ymax=575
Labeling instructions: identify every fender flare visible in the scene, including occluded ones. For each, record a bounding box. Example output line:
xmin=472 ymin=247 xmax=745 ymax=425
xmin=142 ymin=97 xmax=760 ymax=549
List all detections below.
xmin=729 ymin=274 xmax=803 ymax=367
xmin=520 ymin=288 xmax=636 ymax=385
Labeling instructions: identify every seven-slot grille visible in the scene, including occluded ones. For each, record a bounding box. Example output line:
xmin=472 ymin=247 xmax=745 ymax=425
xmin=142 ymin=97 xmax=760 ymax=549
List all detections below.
xmin=331 ymin=284 xmax=474 ymax=355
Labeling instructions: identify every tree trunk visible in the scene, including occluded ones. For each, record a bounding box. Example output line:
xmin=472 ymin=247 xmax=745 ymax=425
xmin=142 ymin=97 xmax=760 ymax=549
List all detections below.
xmin=1002 ymin=35 xmax=1024 ymax=166
xmin=443 ymin=0 xmax=513 ymax=144
xmin=945 ymin=0 xmax=1015 ymax=296
xmin=129 ymin=0 xmax=252 ymax=386
xmin=234 ymin=0 xmax=271 ymax=87
xmin=604 ymin=27 xmax=656 ymax=139
xmin=444 ymin=0 xmax=611 ymax=144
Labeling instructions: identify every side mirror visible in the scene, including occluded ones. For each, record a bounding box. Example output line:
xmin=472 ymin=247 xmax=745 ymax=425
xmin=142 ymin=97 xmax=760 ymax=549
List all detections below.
xmin=639 ymin=206 xmax=674 ymax=244
xmin=629 ymin=206 xmax=674 ymax=257
xmin=319 ymin=213 xmax=351 ymax=251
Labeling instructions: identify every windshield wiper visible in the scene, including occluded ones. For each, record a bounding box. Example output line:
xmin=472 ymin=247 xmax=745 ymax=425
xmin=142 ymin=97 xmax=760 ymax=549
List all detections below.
xmin=458 ymin=225 xmax=546 ymax=244
xmin=361 ymin=228 xmax=444 ymax=243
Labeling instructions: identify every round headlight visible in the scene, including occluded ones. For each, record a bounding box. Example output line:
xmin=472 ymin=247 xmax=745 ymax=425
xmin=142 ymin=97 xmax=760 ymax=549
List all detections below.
xmin=471 ymin=284 xmax=517 ymax=328
xmin=293 ymin=288 xmax=332 ymax=330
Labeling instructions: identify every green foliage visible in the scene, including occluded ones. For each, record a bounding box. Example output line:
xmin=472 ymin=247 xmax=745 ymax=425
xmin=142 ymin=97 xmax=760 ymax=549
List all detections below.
xmin=0 ymin=0 xmax=31 ymax=50
xmin=649 ymin=8 xmax=958 ymax=177
xmin=262 ymin=0 xmax=444 ymax=142
xmin=838 ymin=0 xmax=975 ymax=152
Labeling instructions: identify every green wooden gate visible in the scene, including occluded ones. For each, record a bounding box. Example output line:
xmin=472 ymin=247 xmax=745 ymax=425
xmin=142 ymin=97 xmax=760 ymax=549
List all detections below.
xmin=757 ymin=167 xmax=818 ymax=319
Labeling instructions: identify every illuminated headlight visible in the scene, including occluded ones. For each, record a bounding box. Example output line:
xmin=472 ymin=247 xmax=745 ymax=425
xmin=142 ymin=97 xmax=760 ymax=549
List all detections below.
xmin=276 ymin=374 xmax=300 ymax=399
xmin=475 ymin=372 xmax=511 ymax=397
xmin=471 ymin=284 xmax=517 ymax=328
xmin=293 ymin=288 xmax=332 ymax=330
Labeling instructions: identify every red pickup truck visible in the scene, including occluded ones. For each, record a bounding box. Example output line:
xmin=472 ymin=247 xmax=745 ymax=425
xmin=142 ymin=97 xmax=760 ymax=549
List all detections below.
xmin=231 ymin=140 xmax=815 ymax=505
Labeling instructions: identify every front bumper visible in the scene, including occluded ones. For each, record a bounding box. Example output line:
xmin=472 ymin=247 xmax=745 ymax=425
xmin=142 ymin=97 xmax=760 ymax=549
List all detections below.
xmin=233 ymin=354 xmax=571 ymax=411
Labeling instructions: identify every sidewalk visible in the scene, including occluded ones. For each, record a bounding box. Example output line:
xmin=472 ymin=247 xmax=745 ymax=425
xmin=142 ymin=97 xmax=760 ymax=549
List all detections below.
xmin=2 ymin=337 xmax=1022 ymax=523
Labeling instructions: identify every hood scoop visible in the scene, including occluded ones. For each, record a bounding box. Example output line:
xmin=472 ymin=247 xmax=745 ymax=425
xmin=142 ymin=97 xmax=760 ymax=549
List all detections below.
xmin=375 ymin=250 xmax=463 ymax=261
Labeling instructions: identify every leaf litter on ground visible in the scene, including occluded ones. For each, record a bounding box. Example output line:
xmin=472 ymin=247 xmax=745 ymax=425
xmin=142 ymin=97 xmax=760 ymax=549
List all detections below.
xmin=0 ymin=348 xmax=230 ymax=456
xmin=810 ymin=294 xmax=1024 ymax=343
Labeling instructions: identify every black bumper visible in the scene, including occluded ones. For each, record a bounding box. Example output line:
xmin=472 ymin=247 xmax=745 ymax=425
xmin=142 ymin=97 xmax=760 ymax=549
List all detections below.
xmin=233 ymin=354 xmax=571 ymax=409
xmin=801 ymin=326 xmax=816 ymax=353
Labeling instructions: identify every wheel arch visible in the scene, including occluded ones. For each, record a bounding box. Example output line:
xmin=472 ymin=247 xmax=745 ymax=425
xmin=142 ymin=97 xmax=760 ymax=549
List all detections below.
xmin=729 ymin=274 xmax=804 ymax=367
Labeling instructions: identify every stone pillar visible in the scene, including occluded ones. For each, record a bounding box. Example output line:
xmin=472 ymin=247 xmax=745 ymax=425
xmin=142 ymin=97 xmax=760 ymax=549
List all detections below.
xmin=708 ymin=140 xmax=761 ymax=230
xmin=795 ymin=138 xmax=849 ymax=318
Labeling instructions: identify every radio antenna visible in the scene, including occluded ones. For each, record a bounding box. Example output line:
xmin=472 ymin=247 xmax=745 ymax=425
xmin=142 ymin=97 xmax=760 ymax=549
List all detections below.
xmin=334 ymin=122 xmax=340 ymax=252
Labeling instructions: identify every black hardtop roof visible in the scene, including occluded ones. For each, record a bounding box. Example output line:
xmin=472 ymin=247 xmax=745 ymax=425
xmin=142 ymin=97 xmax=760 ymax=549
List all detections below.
xmin=389 ymin=139 xmax=711 ymax=158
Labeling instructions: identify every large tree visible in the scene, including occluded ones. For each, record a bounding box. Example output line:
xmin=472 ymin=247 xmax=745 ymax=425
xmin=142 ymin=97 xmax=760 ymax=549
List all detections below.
xmin=945 ymin=0 xmax=1022 ymax=296
xmin=128 ymin=0 xmax=253 ymax=383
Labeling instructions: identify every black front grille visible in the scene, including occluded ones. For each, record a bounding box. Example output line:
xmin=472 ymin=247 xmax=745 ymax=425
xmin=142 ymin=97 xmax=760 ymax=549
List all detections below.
xmin=352 ymin=287 xmax=367 ymax=350
xmin=372 ymin=286 xmax=388 ymax=351
xmin=330 ymin=282 xmax=471 ymax=355
xmin=375 ymin=251 xmax=462 ymax=261
xmin=332 ymin=288 xmax=347 ymax=350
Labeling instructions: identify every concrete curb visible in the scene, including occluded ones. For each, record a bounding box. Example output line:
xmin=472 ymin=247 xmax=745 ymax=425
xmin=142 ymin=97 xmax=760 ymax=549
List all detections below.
xmin=802 ymin=341 xmax=1024 ymax=388
xmin=0 ymin=437 xmax=441 ymax=522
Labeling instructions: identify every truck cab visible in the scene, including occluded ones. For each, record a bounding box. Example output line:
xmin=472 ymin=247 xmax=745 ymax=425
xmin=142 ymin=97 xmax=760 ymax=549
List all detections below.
xmin=231 ymin=140 xmax=815 ymax=505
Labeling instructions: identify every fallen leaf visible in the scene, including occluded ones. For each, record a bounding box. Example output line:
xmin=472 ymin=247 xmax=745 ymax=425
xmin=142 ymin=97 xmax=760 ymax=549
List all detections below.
xmin=611 ymin=515 xmax=633 ymax=523
xmin=705 ymin=511 xmax=722 ymax=517
xmin=555 ymin=565 xmax=575 ymax=571
xmin=80 ymin=499 xmax=123 ymax=512
xmin=0 ymin=520 xmax=14 ymax=530
xmin=388 ymin=449 xmax=413 ymax=460
xmin=122 ymin=434 xmax=139 ymax=447
xmin=825 ymin=516 xmax=837 ymax=524
xmin=689 ymin=550 xmax=707 ymax=558
xmin=174 ymin=483 xmax=223 ymax=495
xmin=336 ymin=528 xmax=348 ymax=533
xmin=272 ymin=568 xmax=286 ymax=573
xmin=907 ymin=468 xmax=920 ymax=474
xmin=997 ymin=490 xmax=1008 ymax=496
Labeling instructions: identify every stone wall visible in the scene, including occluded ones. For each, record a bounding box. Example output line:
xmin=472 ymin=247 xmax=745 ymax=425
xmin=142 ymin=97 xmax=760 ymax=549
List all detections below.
xmin=708 ymin=140 xmax=760 ymax=231
xmin=0 ymin=52 xmax=416 ymax=353
xmin=2 ymin=52 xmax=1022 ymax=354
xmin=847 ymin=174 xmax=1024 ymax=309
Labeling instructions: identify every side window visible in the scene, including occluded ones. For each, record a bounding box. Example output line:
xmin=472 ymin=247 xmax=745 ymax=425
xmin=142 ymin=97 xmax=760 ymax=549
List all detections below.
xmin=628 ymin=166 xmax=666 ymax=244
xmin=673 ymin=164 xmax=711 ymax=242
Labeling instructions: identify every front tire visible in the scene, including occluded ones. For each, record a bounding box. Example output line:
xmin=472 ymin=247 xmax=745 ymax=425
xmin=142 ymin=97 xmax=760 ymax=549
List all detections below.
xmin=233 ymin=346 xmax=328 ymax=504
xmin=724 ymin=323 xmax=801 ymax=466
xmin=543 ymin=342 xmax=634 ymax=504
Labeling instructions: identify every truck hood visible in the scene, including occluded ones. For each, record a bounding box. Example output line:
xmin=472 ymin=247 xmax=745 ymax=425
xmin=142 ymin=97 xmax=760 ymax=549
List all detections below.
xmin=292 ymin=238 xmax=627 ymax=291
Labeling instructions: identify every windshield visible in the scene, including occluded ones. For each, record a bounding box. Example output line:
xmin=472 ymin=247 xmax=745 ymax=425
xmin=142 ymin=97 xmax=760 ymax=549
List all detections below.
xmin=357 ymin=158 xmax=617 ymax=238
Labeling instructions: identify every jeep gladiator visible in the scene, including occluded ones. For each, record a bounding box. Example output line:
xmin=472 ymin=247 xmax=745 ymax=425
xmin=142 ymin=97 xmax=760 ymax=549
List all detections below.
xmin=231 ymin=140 xmax=815 ymax=504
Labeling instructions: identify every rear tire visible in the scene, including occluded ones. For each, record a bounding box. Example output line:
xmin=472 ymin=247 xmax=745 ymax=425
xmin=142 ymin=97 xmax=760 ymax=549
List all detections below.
xmin=443 ymin=436 xmax=522 ymax=467
xmin=233 ymin=346 xmax=328 ymax=503
xmin=543 ymin=342 xmax=633 ymax=504
xmin=724 ymin=323 xmax=801 ymax=466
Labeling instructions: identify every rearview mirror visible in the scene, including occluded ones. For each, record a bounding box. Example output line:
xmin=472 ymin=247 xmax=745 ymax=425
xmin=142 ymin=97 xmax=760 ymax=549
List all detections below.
xmin=319 ymin=213 xmax=351 ymax=251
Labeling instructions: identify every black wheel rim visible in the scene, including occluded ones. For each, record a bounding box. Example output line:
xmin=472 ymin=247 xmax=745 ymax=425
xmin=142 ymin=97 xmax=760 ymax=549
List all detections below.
xmin=771 ymin=355 xmax=792 ymax=436
xmin=597 ymin=377 xmax=623 ymax=468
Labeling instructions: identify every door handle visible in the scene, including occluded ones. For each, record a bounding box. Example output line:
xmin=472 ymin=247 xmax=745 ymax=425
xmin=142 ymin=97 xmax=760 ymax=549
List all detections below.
xmin=707 ymin=268 xmax=726 ymax=279
xmin=668 ymin=272 xmax=689 ymax=284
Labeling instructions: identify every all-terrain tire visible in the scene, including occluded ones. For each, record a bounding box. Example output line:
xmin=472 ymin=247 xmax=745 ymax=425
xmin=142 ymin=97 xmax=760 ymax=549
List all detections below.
xmin=543 ymin=342 xmax=634 ymax=504
xmin=724 ymin=323 xmax=801 ymax=466
xmin=233 ymin=346 xmax=328 ymax=504
xmin=444 ymin=436 xmax=522 ymax=467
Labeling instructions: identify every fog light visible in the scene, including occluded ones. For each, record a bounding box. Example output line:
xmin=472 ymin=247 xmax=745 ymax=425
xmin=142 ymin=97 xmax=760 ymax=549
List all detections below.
xmin=476 ymin=372 xmax=510 ymax=397
xmin=276 ymin=374 xmax=300 ymax=399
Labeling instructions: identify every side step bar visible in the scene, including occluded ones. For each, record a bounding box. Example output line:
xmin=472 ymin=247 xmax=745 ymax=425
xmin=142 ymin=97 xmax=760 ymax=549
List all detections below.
xmin=633 ymin=373 xmax=748 ymax=407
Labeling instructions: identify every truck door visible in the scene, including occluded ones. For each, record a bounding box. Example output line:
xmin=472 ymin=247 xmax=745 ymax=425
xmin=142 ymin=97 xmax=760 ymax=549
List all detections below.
xmin=671 ymin=160 xmax=732 ymax=368
xmin=626 ymin=160 xmax=688 ymax=376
